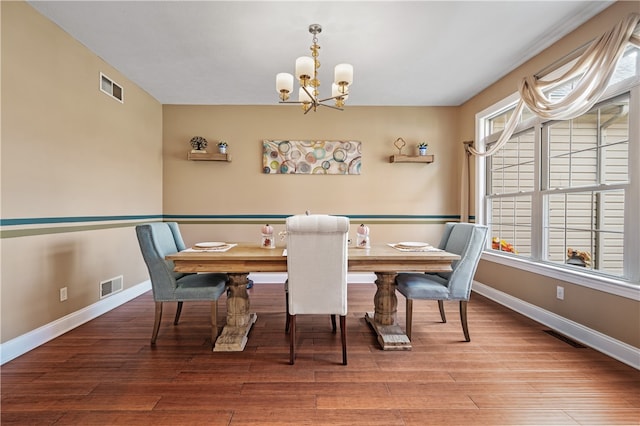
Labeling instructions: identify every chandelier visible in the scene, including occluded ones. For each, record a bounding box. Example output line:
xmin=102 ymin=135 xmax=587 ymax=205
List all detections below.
xmin=276 ymin=24 xmax=353 ymax=114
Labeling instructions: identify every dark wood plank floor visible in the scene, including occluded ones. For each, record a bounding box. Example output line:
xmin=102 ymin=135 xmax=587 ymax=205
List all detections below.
xmin=2 ymin=283 xmax=639 ymax=425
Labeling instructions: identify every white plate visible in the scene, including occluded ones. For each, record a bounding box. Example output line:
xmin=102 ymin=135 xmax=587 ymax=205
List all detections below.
xmin=194 ymin=242 xmax=226 ymax=248
xmin=397 ymin=241 xmax=431 ymax=248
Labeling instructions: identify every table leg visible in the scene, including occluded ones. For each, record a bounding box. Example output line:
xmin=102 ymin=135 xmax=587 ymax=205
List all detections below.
xmin=213 ymin=272 xmax=257 ymax=351
xmin=364 ymin=272 xmax=412 ymax=350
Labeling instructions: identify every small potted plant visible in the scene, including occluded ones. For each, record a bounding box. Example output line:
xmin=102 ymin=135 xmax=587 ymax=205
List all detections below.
xmin=417 ymin=142 xmax=428 ymax=156
xmin=218 ymin=140 xmax=228 ymax=154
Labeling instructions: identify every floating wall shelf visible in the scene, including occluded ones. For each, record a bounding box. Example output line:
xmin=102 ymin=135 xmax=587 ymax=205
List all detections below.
xmin=389 ymin=154 xmax=434 ymax=163
xmin=188 ymin=151 xmax=232 ymax=162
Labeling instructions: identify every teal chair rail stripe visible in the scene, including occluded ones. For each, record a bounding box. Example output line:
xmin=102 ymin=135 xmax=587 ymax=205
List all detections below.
xmin=0 ymin=215 xmax=163 ymax=239
xmin=1 ymin=214 xmax=473 ymax=238
xmin=0 ymin=215 xmax=163 ymax=226
xmin=168 ymin=214 xmax=463 ymax=225
xmin=163 ymin=214 xmax=461 ymax=219
xmin=1 ymin=221 xmax=158 ymax=238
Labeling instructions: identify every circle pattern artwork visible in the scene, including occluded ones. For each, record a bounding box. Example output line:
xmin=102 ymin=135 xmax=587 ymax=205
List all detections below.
xmin=262 ymin=140 xmax=361 ymax=175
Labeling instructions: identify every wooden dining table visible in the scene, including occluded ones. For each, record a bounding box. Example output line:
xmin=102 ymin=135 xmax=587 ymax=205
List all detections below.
xmin=166 ymin=242 xmax=459 ymax=352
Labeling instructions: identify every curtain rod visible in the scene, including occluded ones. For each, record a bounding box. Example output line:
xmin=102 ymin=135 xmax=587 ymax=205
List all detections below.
xmin=534 ymin=20 xmax=640 ymax=79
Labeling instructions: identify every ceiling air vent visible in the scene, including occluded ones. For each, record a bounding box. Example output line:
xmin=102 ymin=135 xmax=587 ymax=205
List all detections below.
xmin=100 ymin=72 xmax=123 ymax=102
xmin=100 ymin=275 xmax=123 ymax=299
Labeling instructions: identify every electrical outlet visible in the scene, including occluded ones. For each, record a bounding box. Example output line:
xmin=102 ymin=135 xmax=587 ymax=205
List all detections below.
xmin=60 ymin=287 xmax=68 ymax=302
xmin=556 ymin=285 xmax=564 ymax=300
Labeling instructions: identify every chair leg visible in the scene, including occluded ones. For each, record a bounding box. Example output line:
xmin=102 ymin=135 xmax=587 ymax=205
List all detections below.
xmin=211 ymin=300 xmax=219 ymax=344
xmin=331 ymin=314 xmax=337 ymax=333
xmin=151 ymin=301 xmax=163 ymax=345
xmin=460 ymin=300 xmax=470 ymax=342
xmin=340 ymin=315 xmax=347 ymax=365
xmin=405 ymin=298 xmax=413 ymax=341
xmin=438 ymin=300 xmax=447 ymax=323
xmin=289 ymin=314 xmax=296 ymax=365
xmin=174 ymin=301 xmax=183 ymax=325
xmin=285 ymin=288 xmax=290 ymax=333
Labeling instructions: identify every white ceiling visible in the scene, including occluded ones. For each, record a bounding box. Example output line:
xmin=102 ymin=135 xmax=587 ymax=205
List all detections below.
xmin=28 ymin=1 xmax=613 ymax=106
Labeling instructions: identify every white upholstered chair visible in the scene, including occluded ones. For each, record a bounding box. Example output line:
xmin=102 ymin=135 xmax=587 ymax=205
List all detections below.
xmin=286 ymin=214 xmax=350 ymax=365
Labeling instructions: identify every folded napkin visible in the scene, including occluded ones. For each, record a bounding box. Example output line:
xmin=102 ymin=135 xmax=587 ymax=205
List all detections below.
xmin=184 ymin=243 xmax=237 ymax=252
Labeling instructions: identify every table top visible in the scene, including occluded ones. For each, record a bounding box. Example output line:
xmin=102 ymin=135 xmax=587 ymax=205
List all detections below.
xmin=167 ymin=242 xmax=459 ymax=274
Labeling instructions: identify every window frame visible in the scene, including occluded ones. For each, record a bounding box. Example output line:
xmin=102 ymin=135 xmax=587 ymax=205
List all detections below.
xmin=475 ymin=60 xmax=640 ymax=301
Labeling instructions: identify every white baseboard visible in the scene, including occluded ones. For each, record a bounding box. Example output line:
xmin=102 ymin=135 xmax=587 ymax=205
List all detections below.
xmin=247 ymin=272 xmax=288 ymax=284
xmin=473 ymin=281 xmax=640 ymax=370
xmin=11 ymin=276 xmax=632 ymax=370
xmin=248 ymin=272 xmax=376 ymax=284
xmin=0 ymin=274 xmax=376 ymax=365
xmin=0 ymin=280 xmax=151 ymax=365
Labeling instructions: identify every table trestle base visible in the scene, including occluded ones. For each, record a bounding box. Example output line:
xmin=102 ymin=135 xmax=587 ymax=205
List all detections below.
xmin=365 ymin=312 xmax=412 ymax=350
xmin=213 ymin=313 xmax=258 ymax=351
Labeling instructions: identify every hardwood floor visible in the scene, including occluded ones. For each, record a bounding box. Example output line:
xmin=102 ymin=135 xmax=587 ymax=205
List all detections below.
xmin=2 ymin=283 xmax=639 ymax=425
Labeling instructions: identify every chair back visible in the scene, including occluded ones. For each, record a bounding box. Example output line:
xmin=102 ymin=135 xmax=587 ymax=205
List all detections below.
xmin=286 ymin=215 xmax=350 ymax=315
xmin=438 ymin=222 xmax=488 ymax=299
xmin=136 ymin=222 xmax=188 ymax=300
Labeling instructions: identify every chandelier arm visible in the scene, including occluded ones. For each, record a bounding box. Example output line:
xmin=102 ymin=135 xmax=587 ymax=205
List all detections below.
xmin=279 ymin=98 xmax=344 ymax=110
xmin=317 ymin=94 xmax=349 ymax=103
xmin=318 ymin=103 xmax=344 ymax=111
xmin=279 ymin=100 xmax=343 ymax=111
xmin=301 ymin=85 xmax=315 ymax=101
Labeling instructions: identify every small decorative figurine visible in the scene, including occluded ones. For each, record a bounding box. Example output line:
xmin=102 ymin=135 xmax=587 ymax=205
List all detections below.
xmin=566 ymin=248 xmax=591 ymax=267
xmin=218 ymin=141 xmax=228 ymax=154
xmin=393 ymin=137 xmax=406 ymax=155
xmin=190 ymin=136 xmax=208 ymax=152
xmin=356 ymin=224 xmax=370 ymax=248
xmin=261 ymin=224 xmax=275 ymax=249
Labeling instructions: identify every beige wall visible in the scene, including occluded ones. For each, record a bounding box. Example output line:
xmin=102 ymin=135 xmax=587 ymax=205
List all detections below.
xmin=162 ymin=105 xmax=461 ymax=246
xmin=1 ymin=2 xmax=163 ymax=342
xmin=458 ymin=1 xmax=640 ymax=348
xmin=2 ymin=0 xmax=637 ymax=353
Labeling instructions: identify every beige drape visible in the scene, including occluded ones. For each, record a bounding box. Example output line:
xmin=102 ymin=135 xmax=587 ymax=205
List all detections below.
xmin=460 ymin=13 xmax=640 ymax=223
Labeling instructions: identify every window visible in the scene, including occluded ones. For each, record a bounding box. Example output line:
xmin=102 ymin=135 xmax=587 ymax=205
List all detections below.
xmin=543 ymin=96 xmax=629 ymax=276
xmin=477 ymin=45 xmax=639 ymax=292
xmin=487 ymin=129 xmax=535 ymax=257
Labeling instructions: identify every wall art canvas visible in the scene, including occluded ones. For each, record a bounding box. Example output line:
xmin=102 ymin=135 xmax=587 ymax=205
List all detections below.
xmin=262 ymin=140 xmax=361 ymax=175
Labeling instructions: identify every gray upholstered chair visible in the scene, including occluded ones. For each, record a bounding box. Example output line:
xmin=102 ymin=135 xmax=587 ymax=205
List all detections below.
xmin=395 ymin=222 xmax=488 ymax=342
xmin=286 ymin=214 xmax=350 ymax=365
xmin=136 ymin=222 xmax=228 ymax=345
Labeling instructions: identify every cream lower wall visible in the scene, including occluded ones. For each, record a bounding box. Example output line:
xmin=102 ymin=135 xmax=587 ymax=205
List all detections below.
xmin=459 ymin=1 xmax=640 ymax=348
xmin=475 ymin=261 xmax=640 ymax=348
xmin=1 ymin=2 xmax=163 ymax=342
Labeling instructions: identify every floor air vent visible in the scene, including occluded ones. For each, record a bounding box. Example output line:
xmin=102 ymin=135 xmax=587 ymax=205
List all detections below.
xmin=543 ymin=329 xmax=585 ymax=348
xmin=100 ymin=275 xmax=123 ymax=299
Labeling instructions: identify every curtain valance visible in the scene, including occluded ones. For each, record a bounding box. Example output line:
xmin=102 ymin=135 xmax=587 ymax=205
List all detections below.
xmin=469 ymin=12 xmax=640 ymax=157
